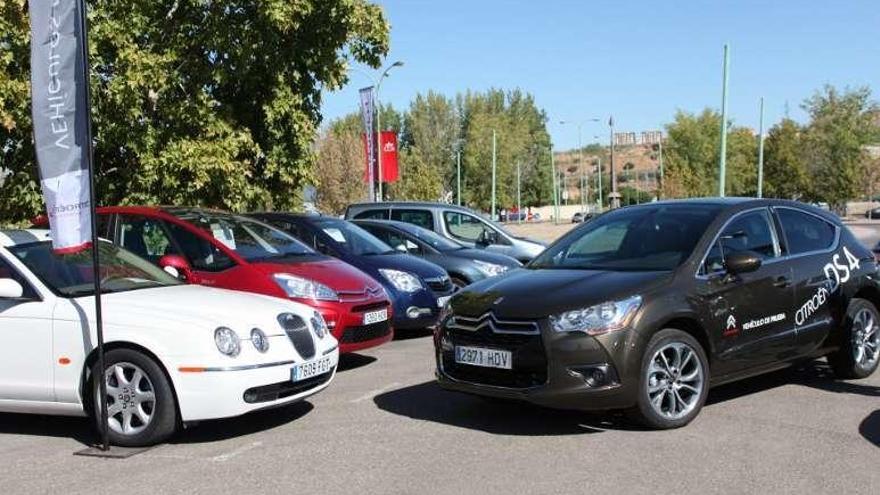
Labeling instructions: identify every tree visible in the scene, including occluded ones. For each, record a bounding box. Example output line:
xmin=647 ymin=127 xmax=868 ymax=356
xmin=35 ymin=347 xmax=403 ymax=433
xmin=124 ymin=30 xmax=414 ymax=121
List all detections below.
xmin=313 ymin=128 xmax=367 ymax=215
xmin=801 ymin=85 xmax=879 ymax=212
xmin=0 ymin=0 xmax=389 ymax=225
xmin=661 ymin=108 xmax=756 ymax=198
xmin=762 ymin=119 xmax=809 ymax=199
xmin=387 ymin=147 xmax=443 ymax=201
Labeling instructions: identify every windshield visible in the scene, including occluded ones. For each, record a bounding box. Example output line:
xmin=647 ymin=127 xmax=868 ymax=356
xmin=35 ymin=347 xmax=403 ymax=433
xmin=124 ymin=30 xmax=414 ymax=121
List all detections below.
xmin=175 ymin=212 xmax=314 ymax=262
xmin=530 ymin=204 xmax=722 ymax=271
xmin=8 ymin=241 xmax=181 ymax=297
xmin=316 ymin=219 xmax=395 ymax=256
xmin=396 ymin=223 xmax=463 ymax=251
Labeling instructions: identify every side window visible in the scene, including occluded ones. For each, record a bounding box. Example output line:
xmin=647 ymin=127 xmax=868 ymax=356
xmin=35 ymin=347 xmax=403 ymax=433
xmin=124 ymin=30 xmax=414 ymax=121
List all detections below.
xmin=703 ymin=210 xmax=778 ymax=274
xmin=263 ymin=219 xmax=308 ymax=244
xmin=444 ymin=212 xmax=489 ymax=243
xmin=165 ymin=222 xmax=235 ymax=272
xmin=776 ymin=208 xmax=836 ymax=255
xmin=96 ymin=214 xmax=113 ymax=239
xmin=390 ymin=209 xmax=433 ymax=230
xmin=0 ymin=258 xmax=38 ymax=299
xmin=354 ymin=209 xmax=389 ymax=220
xmin=117 ymin=215 xmax=179 ymax=264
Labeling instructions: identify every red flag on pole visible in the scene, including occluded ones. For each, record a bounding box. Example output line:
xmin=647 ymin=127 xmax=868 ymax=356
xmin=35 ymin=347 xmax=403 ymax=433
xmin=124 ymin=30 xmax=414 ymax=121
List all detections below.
xmin=380 ymin=131 xmax=399 ymax=183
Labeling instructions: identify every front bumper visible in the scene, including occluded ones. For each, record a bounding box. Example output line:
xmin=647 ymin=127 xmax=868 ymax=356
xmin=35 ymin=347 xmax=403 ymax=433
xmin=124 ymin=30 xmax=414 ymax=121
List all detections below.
xmin=434 ymin=319 xmax=642 ymax=411
xmin=390 ymin=287 xmax=455 ymax=331
xmin=172 ymin=347 xmax=339 ymax=421
xmin=312 ymin=299 xmax=394 ymax=353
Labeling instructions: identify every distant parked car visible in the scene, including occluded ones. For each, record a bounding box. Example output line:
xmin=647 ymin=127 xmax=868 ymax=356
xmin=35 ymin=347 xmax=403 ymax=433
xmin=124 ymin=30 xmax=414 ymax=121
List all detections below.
xmin=344 ymin=202 xmax=546 ymax=263
xmin=0 ymin=230 xmax=337 ymax=446
xmin=354 ymin=219 xmax=522 ymax=288
xmin=572 ymin=212 xmax=595 ymax=223
xmin=39 ymin=207 xmax=393 ymax=354
xmin=865 ymin=207 xmax=880 ymax=219
xmin=251 ymin=213 xmax=455 ymax=331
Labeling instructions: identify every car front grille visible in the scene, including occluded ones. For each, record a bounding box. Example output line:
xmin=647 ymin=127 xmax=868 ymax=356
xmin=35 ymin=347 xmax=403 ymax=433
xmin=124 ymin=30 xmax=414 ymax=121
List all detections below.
xmin=425 ymin=276 xmax=453 ymax=294
xmin=441 ymin=315 xmax=547 ymax=389
xmin=243 ymin=370 xmax=334 ymax=404
xmin=278 ymin=313 xmax=316 ymax=360
xmin=341 ymin=320 xmax=393 ymax=344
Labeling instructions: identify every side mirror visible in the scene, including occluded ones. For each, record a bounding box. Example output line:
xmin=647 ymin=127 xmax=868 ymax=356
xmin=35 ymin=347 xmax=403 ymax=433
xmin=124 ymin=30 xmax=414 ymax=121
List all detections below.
xmin=477 ymin=229 xmax=498 ymax=246
xmin=725 ymin=251 xmax=762 ymax=276
xmin=0 ymin=278 xmax=24 ymax=299
xmin=159 ymin=255 xmax=194 ymax=282
xmin=395 ymin=244 xmax=408 ymax=253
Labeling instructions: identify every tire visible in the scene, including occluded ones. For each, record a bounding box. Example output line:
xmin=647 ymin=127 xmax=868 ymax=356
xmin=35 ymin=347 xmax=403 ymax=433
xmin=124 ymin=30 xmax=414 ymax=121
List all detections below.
xmin=629 ymin=329 xmax=710 ymax=429
xmin=90 ymin=348 xmax=178 ymax=447
xmin=828 ymin=298 xmax=880 ymax=379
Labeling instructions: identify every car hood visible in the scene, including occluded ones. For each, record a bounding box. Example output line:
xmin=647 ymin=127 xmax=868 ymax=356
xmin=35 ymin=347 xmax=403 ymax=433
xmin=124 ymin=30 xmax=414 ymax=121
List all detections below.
xmin=447 ymin=248 xmax=522 ymax=267
xmin=64 ymin=284 xmax=306 ymax=331
xmin=251 ymin=257 xmax=382 ymax=293
xmin=353 ymin=252 xmax=447 ymax=279
xmin=451 ymin=268 xmax=671 ymax=318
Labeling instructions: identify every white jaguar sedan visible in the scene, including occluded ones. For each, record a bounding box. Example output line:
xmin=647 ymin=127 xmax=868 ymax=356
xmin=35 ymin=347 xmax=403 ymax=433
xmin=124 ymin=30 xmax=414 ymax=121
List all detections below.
xmin=0 ymin=230 xmax=339 ymax=446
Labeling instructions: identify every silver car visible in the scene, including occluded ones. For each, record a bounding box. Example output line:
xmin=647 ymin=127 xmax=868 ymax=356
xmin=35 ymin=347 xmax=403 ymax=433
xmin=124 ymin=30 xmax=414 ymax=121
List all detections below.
xmin=344 ymin=202 xmax=546 ymax=263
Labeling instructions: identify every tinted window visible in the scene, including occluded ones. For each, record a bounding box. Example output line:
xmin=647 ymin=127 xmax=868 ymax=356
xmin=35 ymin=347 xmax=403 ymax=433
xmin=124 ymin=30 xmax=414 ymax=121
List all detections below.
xmin=703 ymin=210 xmax=778 ymax=274
xmin=776 ymin=208 xmax=836 ymax=255
xmin=532 ymin=205 xmax=722 ymax=271
xmin=315 ymin=219 xmax=394 ymax=256
xmin=391 ymin=209 xmax=433 ymax=230
xmin=165 ymin=222 xmax=236 ymax=272
xmin=174 ymin=212 xmax=313 ymax=263
xmin=354 ymin=209 xmax=389 ymax=220
xmin=396 ymin=223 xmax=463 ymax=251
xmin=118 ymin=215 xmax=179 ymax=265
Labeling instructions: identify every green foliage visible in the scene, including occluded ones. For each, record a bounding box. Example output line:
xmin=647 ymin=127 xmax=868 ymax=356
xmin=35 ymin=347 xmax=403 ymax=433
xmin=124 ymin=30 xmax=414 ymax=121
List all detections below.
xmin=0 ymin=0 xmax=388 ymax=224
xmin=661 ymin=109 xmax=756 ymax=198
xmin=762 ymin=119 xmax=808 ymax=199
xmin=386 ymin=147 xmax=443 ymax=201
xmin=801 ymin=85 xmax=878 ymax=211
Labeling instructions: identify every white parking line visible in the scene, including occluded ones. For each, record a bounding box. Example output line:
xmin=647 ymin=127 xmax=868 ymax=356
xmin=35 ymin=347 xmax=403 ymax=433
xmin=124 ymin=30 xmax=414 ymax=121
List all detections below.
xmin=211 ymin=441 xmax=263 ymax=462
xmin=350 ymin=382 xmax=402 ymax=403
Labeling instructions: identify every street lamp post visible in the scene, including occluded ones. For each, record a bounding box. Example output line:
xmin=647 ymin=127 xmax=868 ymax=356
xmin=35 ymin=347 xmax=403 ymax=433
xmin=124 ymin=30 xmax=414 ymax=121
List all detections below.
xmin=374 ymin=60 xmax=403 ymax=202
xmin=559 ymin=119 xmax=599 ymax=212
xmin=757 ymin=97 xmax=765 ymax=198
xmin=718 ymin=44 xmax=730 ymax=197
xmin=609 ymin=115 xmax=620 ymax=209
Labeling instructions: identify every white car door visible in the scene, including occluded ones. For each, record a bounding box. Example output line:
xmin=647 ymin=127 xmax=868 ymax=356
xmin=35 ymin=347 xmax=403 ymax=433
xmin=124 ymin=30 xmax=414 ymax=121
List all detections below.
xmin=0 ymin=257 xmax=54 ymax=403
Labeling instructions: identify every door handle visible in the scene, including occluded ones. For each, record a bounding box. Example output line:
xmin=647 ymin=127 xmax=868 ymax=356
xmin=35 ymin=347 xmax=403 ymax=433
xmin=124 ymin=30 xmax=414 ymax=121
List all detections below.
xmin=773 ymin=276 xmax=791 ymax=288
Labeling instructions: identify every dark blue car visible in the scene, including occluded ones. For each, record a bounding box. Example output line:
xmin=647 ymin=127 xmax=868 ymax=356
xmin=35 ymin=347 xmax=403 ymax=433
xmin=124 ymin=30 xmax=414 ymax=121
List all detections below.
xmin=251 ymin=213 xmax=455 ymax=331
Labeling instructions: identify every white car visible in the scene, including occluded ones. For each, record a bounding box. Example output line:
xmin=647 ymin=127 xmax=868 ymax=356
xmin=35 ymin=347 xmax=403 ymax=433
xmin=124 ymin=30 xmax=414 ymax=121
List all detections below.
xmin=0 ymin=230 xmax=339 ymax=446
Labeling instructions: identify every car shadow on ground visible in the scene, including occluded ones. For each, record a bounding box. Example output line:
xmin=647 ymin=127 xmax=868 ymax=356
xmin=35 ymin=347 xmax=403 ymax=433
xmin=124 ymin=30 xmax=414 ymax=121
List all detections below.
xmin=171 ymin=401 xmax=314 ymax=444
xmin=0 ymin=401 xmax=315 ymax=448
xmin=859 ymin=410 xmax=880 ymax=448
xmin=707 ymin=360 xmax=880 ymax=406
xmin=0 ymin=413 xmax=95 ymax=446
xmin=373 ymin=380 xmax=634 ymax=436
xmin=338 ymin=353 xmax=378 ymax=372
xmin=393 ymin=327 xmax=434 ymax=341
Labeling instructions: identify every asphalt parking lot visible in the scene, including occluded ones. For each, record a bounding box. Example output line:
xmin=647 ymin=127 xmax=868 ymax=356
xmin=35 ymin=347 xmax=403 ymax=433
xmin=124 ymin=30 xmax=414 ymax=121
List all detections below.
xmin=2 ymin=223 xmax=879 ymax=494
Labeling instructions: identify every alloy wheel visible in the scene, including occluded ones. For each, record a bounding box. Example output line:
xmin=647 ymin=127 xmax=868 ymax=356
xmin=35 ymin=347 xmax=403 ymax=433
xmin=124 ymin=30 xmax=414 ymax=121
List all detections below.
xmin=852 ymin=307 xmax=880 ymax=369
xmin=97 ymin=362 xmax=157 ymax=436
xmin=646 ymin=342 xmax=705 ymax=420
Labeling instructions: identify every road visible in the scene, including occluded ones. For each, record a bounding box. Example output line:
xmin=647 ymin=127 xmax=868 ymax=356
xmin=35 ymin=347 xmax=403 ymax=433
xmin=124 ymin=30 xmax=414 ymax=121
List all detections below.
xmin=1 ymin=224 xmax=879 ymax=494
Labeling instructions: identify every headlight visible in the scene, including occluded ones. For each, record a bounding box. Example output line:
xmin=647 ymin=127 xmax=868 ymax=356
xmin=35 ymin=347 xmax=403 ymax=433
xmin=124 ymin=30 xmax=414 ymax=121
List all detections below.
xmin=473 ymin=259 xmax=509 ymax=277
xmin=379 ymin=269 xmax=423 ymax=293
xmin=250 ymin=328 xmax=269 ymax=353
xmin=273 ymin=274 xmax=339 ymax=301
xmin=549 ymin=295 xmax=642 ymax=336
xmin=214 ymin=327 xmax=241 ymax=356
xmin=310 ymin=311 xmax=328 ymax=339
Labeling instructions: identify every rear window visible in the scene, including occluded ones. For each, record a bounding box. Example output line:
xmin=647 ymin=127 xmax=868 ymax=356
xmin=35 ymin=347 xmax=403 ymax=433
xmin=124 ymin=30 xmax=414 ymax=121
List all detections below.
xmin=354 ymin=209 xmax=389 ymax=220
xmin=776 ymin=208 xmax=836 ymax=255
xmin=391 ymin=209 xmax=433 ymax=230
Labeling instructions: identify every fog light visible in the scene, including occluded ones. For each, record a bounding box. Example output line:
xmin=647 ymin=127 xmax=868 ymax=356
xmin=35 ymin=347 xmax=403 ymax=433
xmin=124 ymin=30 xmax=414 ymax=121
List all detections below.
xmin=407 ymin=306 xmax=428 ymax=319
xmin=243 ymin=391 xmax=258 ymax=403
xmin=569 ymin=364 xmax=618 ymax=388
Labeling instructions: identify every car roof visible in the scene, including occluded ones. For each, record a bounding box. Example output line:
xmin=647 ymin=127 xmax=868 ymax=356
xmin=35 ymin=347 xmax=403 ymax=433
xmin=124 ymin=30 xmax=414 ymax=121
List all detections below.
xmin=0 ymin=229 xmax=52 ymax=247
xmin=253 ymin=212 xmax=343 ymax=223
xmin=347 ymin=201 xmax=474 ymax=213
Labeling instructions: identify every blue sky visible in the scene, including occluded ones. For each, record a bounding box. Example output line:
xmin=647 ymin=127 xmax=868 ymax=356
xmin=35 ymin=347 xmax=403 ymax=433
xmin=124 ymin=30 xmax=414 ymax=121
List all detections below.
xmin=320 ymin=0 xmax=880 ymax=151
